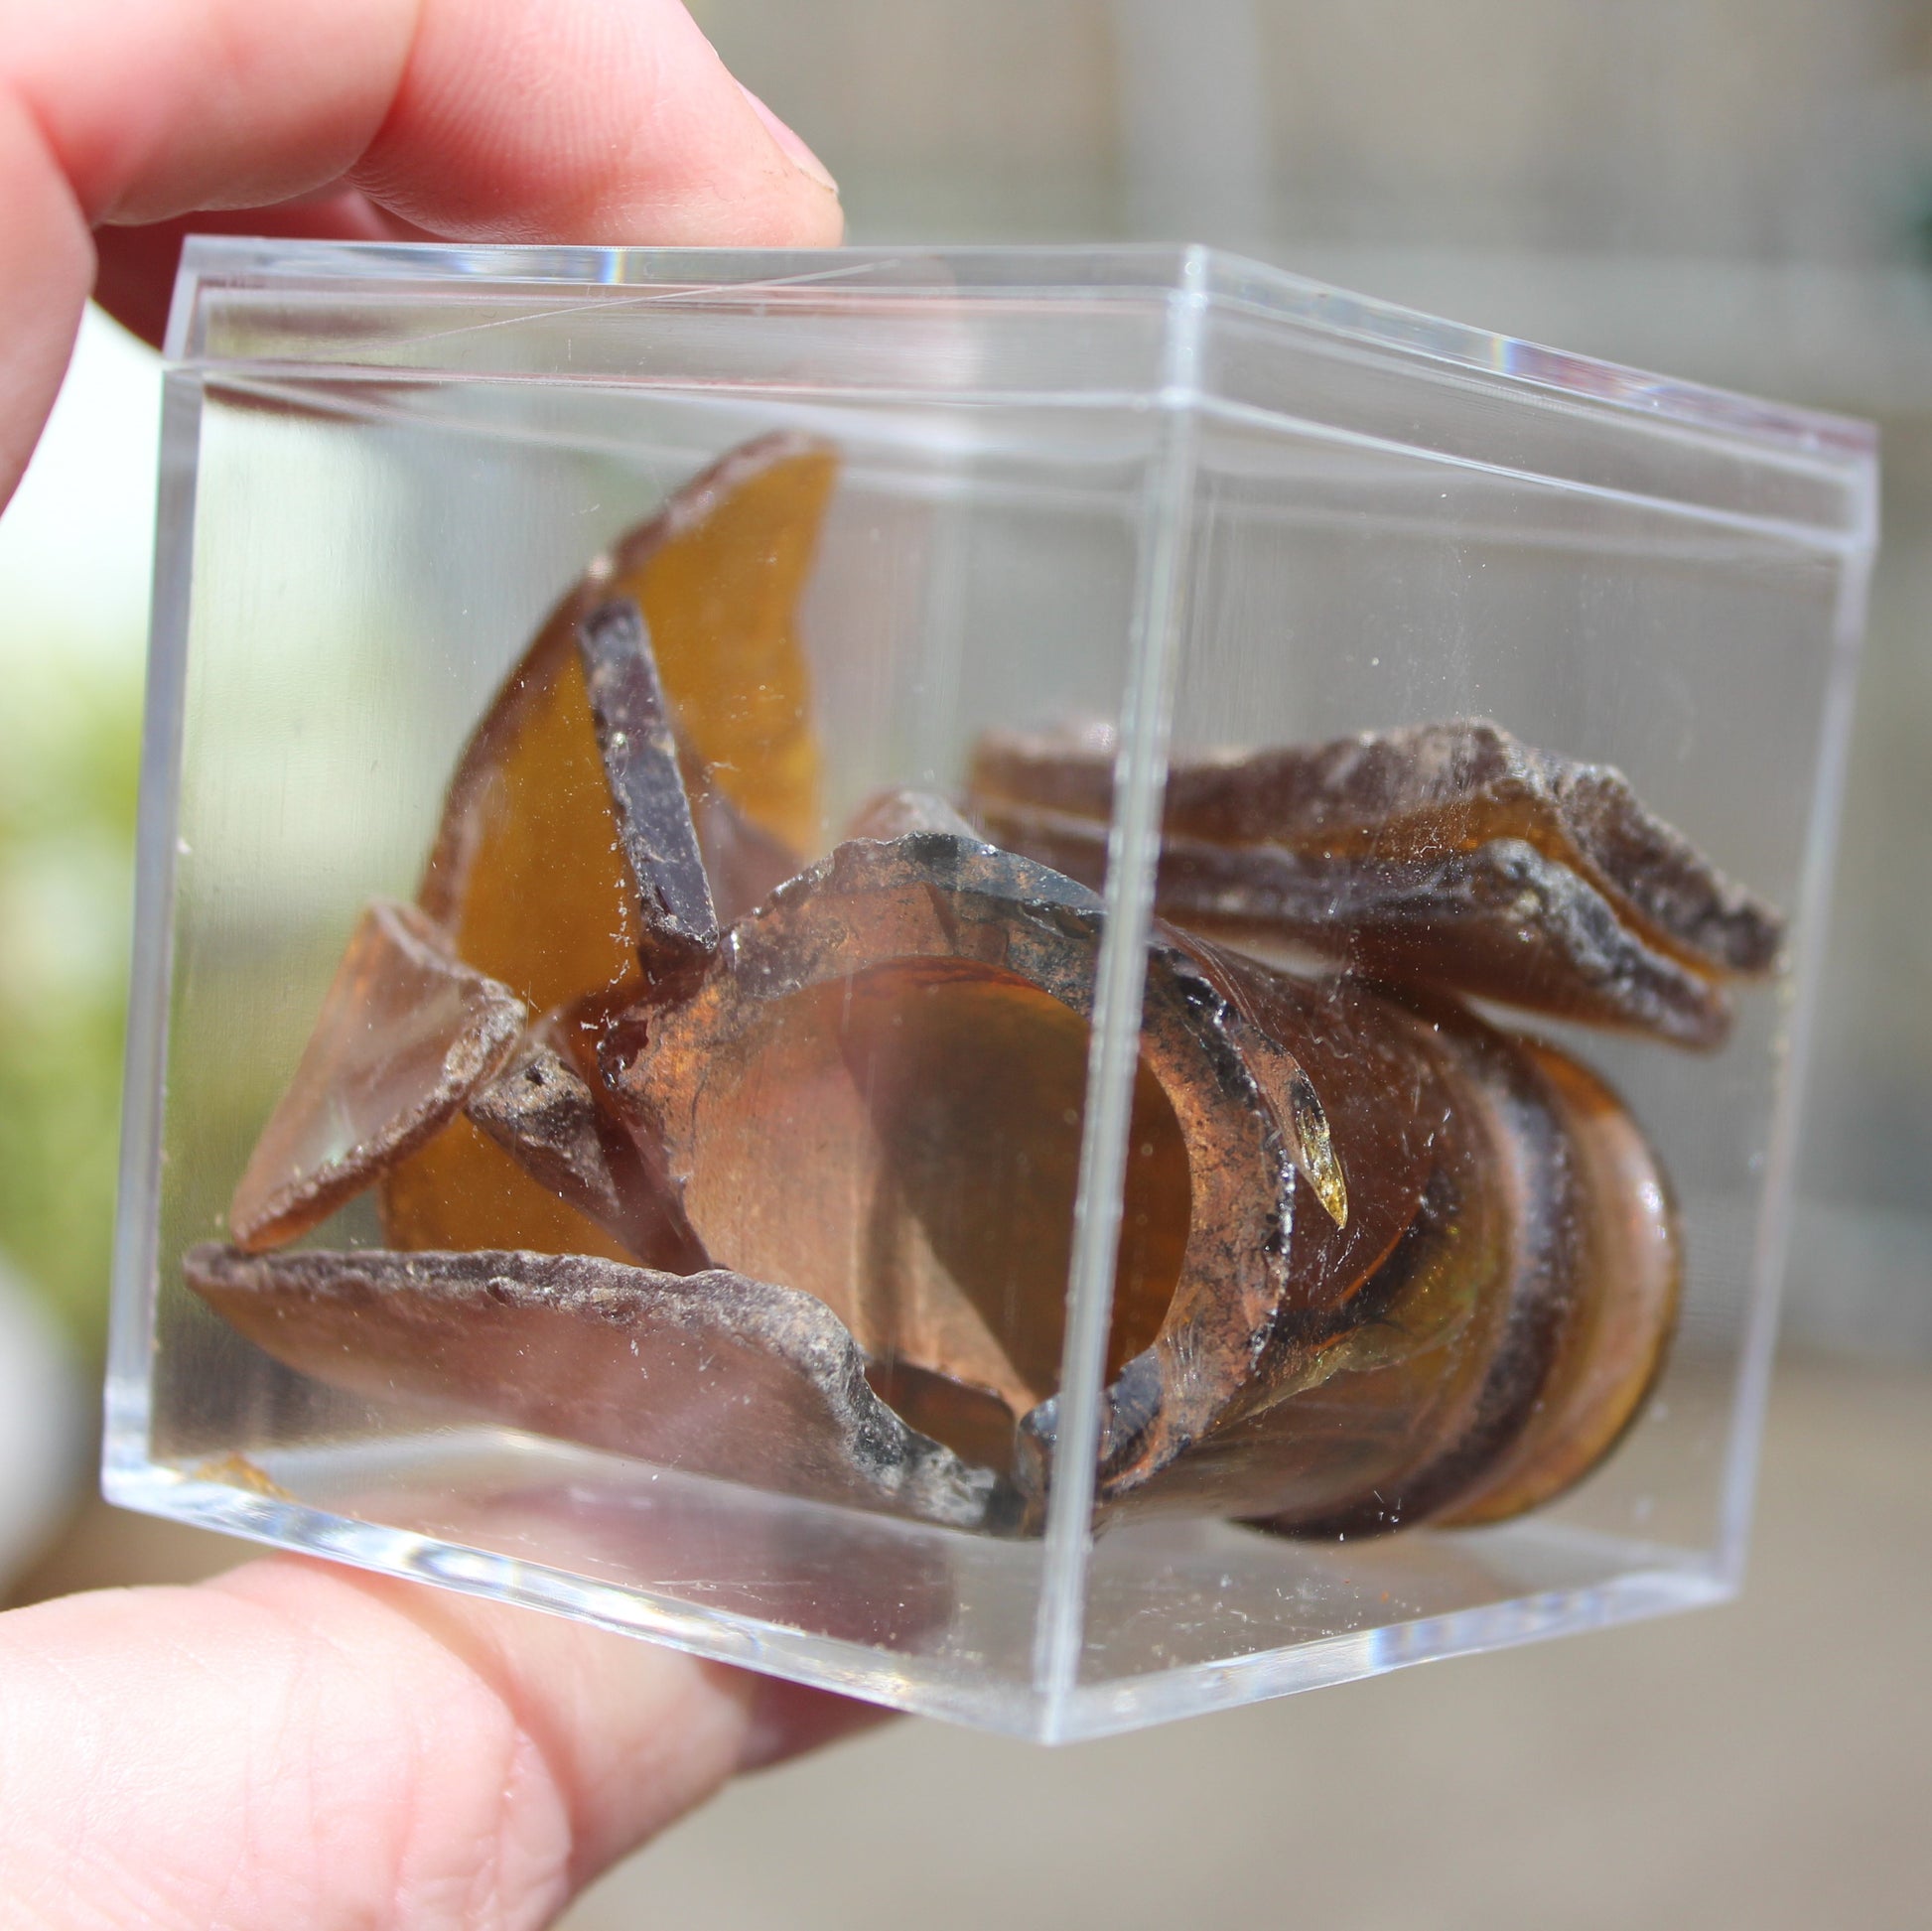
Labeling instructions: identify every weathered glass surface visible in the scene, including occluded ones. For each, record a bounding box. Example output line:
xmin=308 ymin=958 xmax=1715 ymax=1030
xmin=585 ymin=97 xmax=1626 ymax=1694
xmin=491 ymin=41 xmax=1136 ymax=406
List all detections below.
xmin=225 ymin=898 xmax=525 ymax=1250
xmin=192 ymin=434 xmax=1782 ymax=1543
xmin=969 ymin=720 xmax=1781 ymax=1049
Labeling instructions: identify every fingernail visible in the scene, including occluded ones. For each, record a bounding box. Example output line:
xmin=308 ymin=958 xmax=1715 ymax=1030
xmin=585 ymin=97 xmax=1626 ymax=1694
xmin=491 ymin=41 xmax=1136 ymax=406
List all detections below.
xmin=739 ymin=83 xmax=841 ymax=199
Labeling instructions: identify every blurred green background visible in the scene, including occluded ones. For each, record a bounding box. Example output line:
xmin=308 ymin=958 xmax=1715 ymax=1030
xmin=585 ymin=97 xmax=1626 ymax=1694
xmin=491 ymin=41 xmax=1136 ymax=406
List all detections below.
xmin=0 ymin=314 xmax=154 ymax=1355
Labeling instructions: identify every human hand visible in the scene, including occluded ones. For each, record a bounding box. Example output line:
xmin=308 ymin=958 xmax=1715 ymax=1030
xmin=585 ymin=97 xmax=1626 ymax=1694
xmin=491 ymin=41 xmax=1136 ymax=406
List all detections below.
xmin=0 ymin=0 xmax=842 ymax=505
xmin=0 ymin=1555 xmax=877 ymax=1926
xmin=0 ymin=3 xmax=861 ymax=1924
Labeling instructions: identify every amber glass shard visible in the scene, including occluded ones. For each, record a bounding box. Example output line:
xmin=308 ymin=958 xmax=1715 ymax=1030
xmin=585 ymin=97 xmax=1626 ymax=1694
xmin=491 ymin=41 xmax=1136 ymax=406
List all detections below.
xmin=1211 ymin=998 xmax=1677 ymax=1538
xmin=615 ymin=814 xmax=1371 ymax=1496
xmin=379 ymin=1114 xmax=638 ymax=1260
xmin=396 ymin=428 xmax=834 ymax=1255
xmin=1089 ymin=988 xmax=1582 ymax=1534
xmin=1035 ymin=968 xmax=1515 ymax=1524
xmin=970 ymin=716 xmax=1784 ymax=985
xmin=187 ymin=1452 xmax=297 ymax=1501
xmin=227 ymin=898 xmax=525 ymax=1251
xmin=462 ymin=1041 xmax=614 ymax=1220
xmin=416 ymin=609 xmax=639 ymax=1018
xmin=1439 ymin=1041 xmax=1680 ymax=1526
xmin=975 ymin=800 xmax=1733 ymax=1047
xmin=686 ymin=766 xmax=802 ymax=927
xmin=985 ymin=952 xmax=1681 ymax=1536
xmin=1274 ymin=1005 xmax=1594 ymax=1534
xmin=182 ymin=1243 xmax=1007 ymax=1532
xmin=834 ymin=958 xmax=1186 ymax=1410
xmin=465 ymin=1009 xmax=707 ymax=1273
xmin=1110 ymin=1109 xmax=1505 ymax=1529
xmin=1171 ymin=949 xmax=1448 ymax=1347
xmin=577 ymin=597 xmax=717 ymax=993
xmin=864 ymin=1359 xmax=1030 ymax=1480
xmin=607 ymin=433 xmax=837 ymax=853
xmin=418 ymin=435 xmax=831 ymax=1008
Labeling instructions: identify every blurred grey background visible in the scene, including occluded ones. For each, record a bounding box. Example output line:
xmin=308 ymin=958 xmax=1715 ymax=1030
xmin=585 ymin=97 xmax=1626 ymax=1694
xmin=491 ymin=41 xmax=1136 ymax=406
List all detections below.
xmin=1 ymin=1 xmax=1927 ymax=1925
xmin=702 ymin=0 xmax=1932 ymax=1357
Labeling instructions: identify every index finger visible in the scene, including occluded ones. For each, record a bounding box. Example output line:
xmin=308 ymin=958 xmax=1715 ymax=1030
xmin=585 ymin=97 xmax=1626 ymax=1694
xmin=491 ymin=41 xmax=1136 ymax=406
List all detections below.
xmin=0 ymin=1554 xmax=882 ymax=1927
xmin=0 ymin=0 xmax=843 ymax=500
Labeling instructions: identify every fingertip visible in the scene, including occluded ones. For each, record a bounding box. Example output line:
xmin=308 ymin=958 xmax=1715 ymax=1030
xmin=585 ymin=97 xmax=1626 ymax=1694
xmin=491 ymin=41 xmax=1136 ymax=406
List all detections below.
xmin=351 ymin=0 xmax=845 ymax=249
xmin=0 ymin=91 xmax=92 ymax=508
xmin=732 ymin=1670 xmax=893 ymax=1774
xmin=207 ymin=1555 xmax=877 ymax=1880
xmin=91 ymin=191 xmax=412 ymax=347
xmin=737 ymin=82 xmax=841 ymax=202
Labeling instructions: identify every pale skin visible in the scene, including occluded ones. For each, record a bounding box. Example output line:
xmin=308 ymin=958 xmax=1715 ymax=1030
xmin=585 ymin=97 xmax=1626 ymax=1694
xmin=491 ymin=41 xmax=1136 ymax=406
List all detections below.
xmin=0 ymin=2 xmax=870 ymax=1925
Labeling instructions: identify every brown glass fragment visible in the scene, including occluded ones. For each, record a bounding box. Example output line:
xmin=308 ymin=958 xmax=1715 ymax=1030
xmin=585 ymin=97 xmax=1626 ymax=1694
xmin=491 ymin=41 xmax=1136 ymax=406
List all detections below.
xmin=1437 ymin=1042 xmax=1680 ymax=1526
xmin=969 ymin=717 xmax=1784 ymax=1042
xmin=1020 ymin=965 xmax=1502 ymax=1524
xmin=607 ymin=434 xmax=837 ymax=853
xmin=1244 ymin=1002 xmax=1602 ymax=1536
xmin=182 ymin=1243 xmax=1005 ymax=1531
xmin=390 ymin=434 xmax=834 ymax=1253
xmin=418 ymin=433 xmax=832 ymax=953
xmin=466 ymin=1039 xmax=615 ymax=1220
xmin=188 ymin=1451 xmax=297 ymax=1502
xmin=684 ymin=760 xmax=802 ymax=928
xmin=1066 ymin=974 xmax=1681 ymax=1535
xmin=465 ymin=1010 xmax=707 ymax=1274
xmin=577 ymin=596 xmax=717 ymax=994
xmin=228 ymin=898 xmax=526 ymax=1251
xmin=380 ymin=1114 xmax=639 ymax=1262
xmin=613 ymin=808 xmax=1373 ymax=1497
xmin=417 ymin=602 xmax=637 ymax=1020
xmin=972 ymin=800 xmax=1733 ymax=1048
xmin=844 ymin=788 xmax=981 ymax=842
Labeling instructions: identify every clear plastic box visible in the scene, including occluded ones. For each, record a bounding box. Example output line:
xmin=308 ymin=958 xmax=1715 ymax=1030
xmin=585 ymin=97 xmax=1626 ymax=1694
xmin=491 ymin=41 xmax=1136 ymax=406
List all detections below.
xmin=105 ymin=239 xmax=1876 ymax=1740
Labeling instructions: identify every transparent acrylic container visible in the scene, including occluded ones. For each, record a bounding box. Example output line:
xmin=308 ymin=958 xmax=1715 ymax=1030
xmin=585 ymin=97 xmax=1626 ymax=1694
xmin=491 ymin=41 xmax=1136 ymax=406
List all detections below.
xmin=105 ymin=239 xmax=1877 ymax=1741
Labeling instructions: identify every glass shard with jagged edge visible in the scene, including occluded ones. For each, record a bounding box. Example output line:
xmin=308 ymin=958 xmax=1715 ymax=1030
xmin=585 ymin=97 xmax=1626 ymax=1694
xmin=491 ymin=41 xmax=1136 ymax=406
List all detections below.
xmin=968 ymin=718 xmax=1785 ymax=1048
xmin=386 ymin=434 xmax=836 ymax=1253
xmin=190 ymin=436 xmax=1791 ymax=1545
xmin=183 ymin=1243 xmax=1004 ymax=1531
xmin=226 ymin=898 xmax=526 ymax=1250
